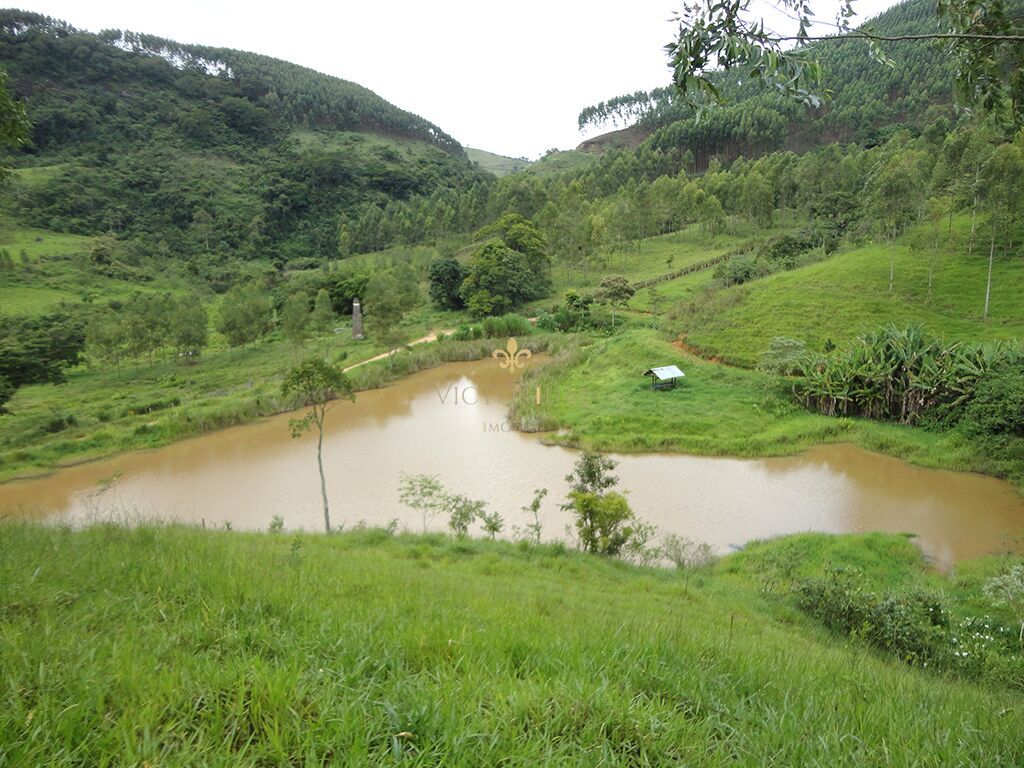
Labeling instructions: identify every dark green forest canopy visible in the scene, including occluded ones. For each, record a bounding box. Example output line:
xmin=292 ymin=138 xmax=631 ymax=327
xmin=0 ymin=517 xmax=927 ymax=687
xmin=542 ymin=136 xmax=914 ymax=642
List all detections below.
xmin=0 ymin=9 xmax=488 ymax=262
xmin=579 ymin=0 xmax=961 ymax=168
xmin=0 ymin=10 xmax=463 ymax=153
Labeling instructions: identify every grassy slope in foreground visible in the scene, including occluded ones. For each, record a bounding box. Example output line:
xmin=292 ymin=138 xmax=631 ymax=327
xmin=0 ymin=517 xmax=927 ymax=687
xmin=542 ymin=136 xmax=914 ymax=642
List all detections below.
xmin=513 ymin=329 xmax=1006 ymax=478
xmin=1 ymin=524 xmax=1021 ymax=766
xmin=680 ymin=218 xmax=1024 ymax=367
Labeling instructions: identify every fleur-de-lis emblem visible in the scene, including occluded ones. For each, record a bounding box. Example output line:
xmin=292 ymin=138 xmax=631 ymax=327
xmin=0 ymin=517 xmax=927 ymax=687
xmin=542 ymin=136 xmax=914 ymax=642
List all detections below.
xmin=492 ymin=337 xmax=531 ymax=373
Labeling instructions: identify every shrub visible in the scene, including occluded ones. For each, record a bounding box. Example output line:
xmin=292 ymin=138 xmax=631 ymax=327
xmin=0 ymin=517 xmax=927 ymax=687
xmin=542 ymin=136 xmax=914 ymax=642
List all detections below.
xmin=795 ymin=567 xmax=949 ymax=666
xmin=446 ymin=494 xmax=486 ymax=539
xmin=983 ymin=563 xmax=1024 ymax=646
xmin=568 ymin=490 xmax=641 ymax=556
xmin=715 ymin=252 xmax=767 ymax=286
xmin=759 ymin=337 xmax=807 ymax=376
xmin=536 ymin=292 xmax=614 ymax=333
xmin=479 ymin=510 xmax=504 ymax=539
xmin=961 ymin=365 xmax=1024 ymax=439
xmin=534 ymin=311 xmax=557 ymax=332
xmin=451 ymin=324 xmax=484 ymax=341
xmin=43 ymin=411 xmax=77 ymax=433
xmin=661 ymin=534 xmax=717 ymax=569
xmin=481 ymin=313 xmax=532 ymax=339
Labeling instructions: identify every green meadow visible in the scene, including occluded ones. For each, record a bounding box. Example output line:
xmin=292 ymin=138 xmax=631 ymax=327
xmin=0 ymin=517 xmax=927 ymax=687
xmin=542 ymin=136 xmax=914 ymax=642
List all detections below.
xmin=1 ymin=523 xmax=1021 ymax=766
xmin=678 ymin=218 xmax=1024 ymax=367
xmin=511 ymin=329 xmax=998 ymax=477
xmin=0 ymin=224 xmax=199 ymax=316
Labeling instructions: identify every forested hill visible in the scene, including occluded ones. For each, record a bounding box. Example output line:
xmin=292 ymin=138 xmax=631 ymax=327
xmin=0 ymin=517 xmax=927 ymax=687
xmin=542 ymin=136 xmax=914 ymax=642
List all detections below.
xmin=579 ymin=0 xmax=956 ymax=166
xmin=0 ymin=9 xmax=488 ymax=265
xmin=0 ymin=10 xmax=462 ymax=155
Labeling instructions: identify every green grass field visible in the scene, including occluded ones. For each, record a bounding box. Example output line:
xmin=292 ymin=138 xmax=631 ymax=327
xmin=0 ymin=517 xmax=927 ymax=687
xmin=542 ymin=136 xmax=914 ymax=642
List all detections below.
xmin=629 ymin=268 xmax=717 ymax=313
xmin=291 ymin=129 xmax=452 ymax=165
xmin=524 ymin=224 xmax=789 ymax=312
xmin=0 ymin=224 xmax=200 ymax=316
xmin=0 ymin=223 xmax=92 ymax=261
xmin=1 ymin=523 xmax=1020 ymax=766
xmin=465 ymin=147 xmax=531 ymax=177
xmin=8 ymin=163 xmax=72 ymax=189
xmin=523 ymin=149 xmax=594 ymax=178
xmin=679 ymin=218 xmax=1024 ymax=366
xmin=511 ymin=329 xmax=1014 ymax=479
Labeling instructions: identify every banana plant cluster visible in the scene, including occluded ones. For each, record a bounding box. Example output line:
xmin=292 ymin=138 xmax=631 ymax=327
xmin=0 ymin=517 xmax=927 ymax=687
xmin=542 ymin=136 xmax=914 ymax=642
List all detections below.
xmin=795 ymin=324 xmax=1020 ymax=424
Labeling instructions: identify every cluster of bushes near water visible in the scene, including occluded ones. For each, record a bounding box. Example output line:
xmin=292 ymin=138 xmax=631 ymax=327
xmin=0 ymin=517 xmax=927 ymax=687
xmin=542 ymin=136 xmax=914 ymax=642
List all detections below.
xmin=722 ymin=533 xmax=1024 ymax=692
xmin=757 ymin=324 xmax=1024 ymax=460
xmin=446 ymin=313 xmax=533 ymax=342
xmin=796 ymin=566 xmax=1024 ymax=686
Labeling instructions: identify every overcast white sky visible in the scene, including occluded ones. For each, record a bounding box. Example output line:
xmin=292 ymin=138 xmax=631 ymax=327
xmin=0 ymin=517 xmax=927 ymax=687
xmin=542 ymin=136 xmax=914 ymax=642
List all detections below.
xmin=14 ymin=1 xmax=898 ymax=158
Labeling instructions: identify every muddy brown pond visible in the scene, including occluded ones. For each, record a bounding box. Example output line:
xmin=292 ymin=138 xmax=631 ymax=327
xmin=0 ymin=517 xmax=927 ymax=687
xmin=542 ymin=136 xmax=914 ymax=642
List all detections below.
xmin=2 ymin=357 xmax=1022 ymax=569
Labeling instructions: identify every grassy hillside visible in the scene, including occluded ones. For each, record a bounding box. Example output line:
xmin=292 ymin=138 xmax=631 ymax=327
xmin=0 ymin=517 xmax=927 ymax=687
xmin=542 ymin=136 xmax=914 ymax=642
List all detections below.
xmin=531 ymin=222 xmax=788 ymax=307
xmin=678 ymin=218 xmax=1024 ymax=367
xmin=1 ymin=523 xmax=1021 ymax=766
xmin=511 ymin=329 xmax=999 ymax=476
xmin=465 ymin=147 xmax=531 ymax=177
xmin=524 ymin=149 xmax=594 ymax=178
xmin=0 ymin=223 xmax=202 ymax=316
xmin=506 ymin=210 xmax=1024 ymax=485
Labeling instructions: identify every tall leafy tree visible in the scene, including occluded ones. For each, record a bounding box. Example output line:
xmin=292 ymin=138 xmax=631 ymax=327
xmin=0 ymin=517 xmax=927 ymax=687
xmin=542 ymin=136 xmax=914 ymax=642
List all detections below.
xmin=427 ymin=257 xmax=466 ymax=310
xmin=217 ymin=281 xmax=273 ymax=347
xmin=0 ymin=68 xmax=28 ymax=184
xmin=282 ymin=291 xmax=311 ymax=347
xmin=169 ymin=298 xmax=209 ymax=359
xmin=865 ymin=146 xmax=927 ymax=292
xmin=595 ymin=275 xmax=635 ymax=329
xmin=310 ymin=288 xmax=336 ymax=337
xmin=364 ymin=266 xmax=420 ymax=362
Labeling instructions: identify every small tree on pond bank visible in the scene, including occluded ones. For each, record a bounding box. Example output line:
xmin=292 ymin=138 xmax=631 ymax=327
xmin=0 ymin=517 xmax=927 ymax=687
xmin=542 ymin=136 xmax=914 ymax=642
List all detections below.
xmin=568 ymin=490 xmax=643 ymax=556
xmin=399 ymin=473 xmax=447 ymax=532
xmin=562 ymin=451 xmax=618 ymax=506
xmin=446 ymin=494 xmax=487 ymax=538
xmin=282 ymin=358 xmax=355 ymax=534
xmin=519 ymin=487 xmax=548 ymax=543
xmin=562 ymin=451 xmax=655 ymax=558
xmin=480 ymin=510 xmax=504 ymax=539
xmin=398 ymin=473 xmax=497 ymax=537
